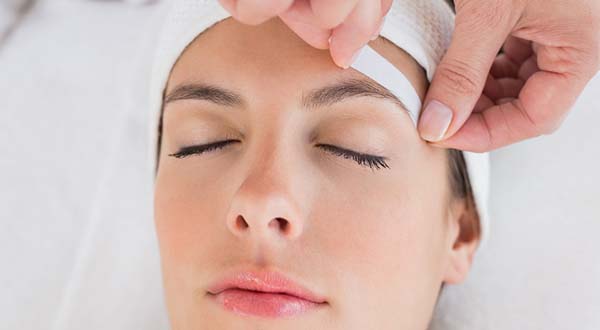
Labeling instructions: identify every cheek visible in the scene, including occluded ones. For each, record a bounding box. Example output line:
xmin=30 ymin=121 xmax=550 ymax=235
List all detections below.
xmin=154 ymin=163 xmax=230 ymax=270
xmin=311 ymin=162 xmax=449 ymax=320
xmin=316 ymin=180 xmax=447 ymax=277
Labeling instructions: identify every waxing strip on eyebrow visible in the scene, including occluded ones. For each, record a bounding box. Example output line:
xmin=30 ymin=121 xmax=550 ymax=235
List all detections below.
xmin=350 ymin=45 xmax=423 ymax=126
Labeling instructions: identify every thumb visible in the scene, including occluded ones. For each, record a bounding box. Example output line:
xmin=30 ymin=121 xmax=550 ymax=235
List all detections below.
xmin=419 ymin=2 xmax=514 ymax=142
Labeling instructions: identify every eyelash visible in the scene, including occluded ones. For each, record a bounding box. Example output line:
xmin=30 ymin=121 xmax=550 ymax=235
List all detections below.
xmin=314 ymin=143 xmax=390 ymax=170
xmin=169 ymin=140 xmax=390 ymax=170
xmin=168 ymin=139 xmax=240 ymax=158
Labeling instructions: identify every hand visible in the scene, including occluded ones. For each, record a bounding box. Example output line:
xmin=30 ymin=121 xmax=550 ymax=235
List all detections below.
xmin=218 ymin=0 xmax=392 ymax=68
xmin=418 ymin=0 xmax=600 ymax=151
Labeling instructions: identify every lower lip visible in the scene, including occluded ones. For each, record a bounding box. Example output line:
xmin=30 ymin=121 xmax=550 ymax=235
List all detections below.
xmin=210 ymin=288 xmax=323 ymax=318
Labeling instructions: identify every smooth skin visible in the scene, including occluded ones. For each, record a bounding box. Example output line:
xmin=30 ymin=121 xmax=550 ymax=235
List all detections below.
xmin=154 ymin=18 xmax=479 ymax=330
xmin=219 ymin=0 xmax=600 ymax=152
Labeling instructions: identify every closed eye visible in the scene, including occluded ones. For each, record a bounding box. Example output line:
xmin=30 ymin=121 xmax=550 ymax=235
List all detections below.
xmin=168 ymin=139 xmax=240 ymax=158
xmin=316 ymin=143 xmax=390 ymax=170
xmin=169 ymin=140 xmax=390 ymax=171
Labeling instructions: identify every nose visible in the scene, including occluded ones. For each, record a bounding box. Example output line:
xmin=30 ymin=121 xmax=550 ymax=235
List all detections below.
xmin=225 ymin=159 xmax=307 ymax=241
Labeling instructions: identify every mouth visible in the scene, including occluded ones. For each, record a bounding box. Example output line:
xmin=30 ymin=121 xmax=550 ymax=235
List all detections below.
xmin=206 ymin=269 xmax=328 ymax=318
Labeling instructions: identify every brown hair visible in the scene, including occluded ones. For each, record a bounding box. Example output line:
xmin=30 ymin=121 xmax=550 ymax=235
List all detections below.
xmin=447 ymin=149 xmax=480 ymax=242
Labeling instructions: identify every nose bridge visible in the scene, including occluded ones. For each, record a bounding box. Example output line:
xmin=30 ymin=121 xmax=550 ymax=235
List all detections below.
xmin=226 ymin=141 xmax=308 ymax=240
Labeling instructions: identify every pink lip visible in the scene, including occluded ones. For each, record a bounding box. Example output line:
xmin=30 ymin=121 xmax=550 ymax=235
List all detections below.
xmin=206 ymin=269 xmax=327 ymax=318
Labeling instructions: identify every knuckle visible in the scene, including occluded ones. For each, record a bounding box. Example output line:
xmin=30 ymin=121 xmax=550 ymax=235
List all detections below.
xmin=435 ymin=59 xmax=482 ymax=96
xmin=524 ymin=107 xmax=564 ymax=136
xmin=502 ymin=100 xmax=542 ymax=138
xmin=478 ymin=111 xmax=499 ymax=151
xmin=456 ymin=0 xmax=512 ymax=31
xmin=538 ymin=117 xmax=564 ymax=135
xmin=495 ymin=102 xmax=526 ymax=144
xmin=537 ymin=47 xmax=580 ymax=75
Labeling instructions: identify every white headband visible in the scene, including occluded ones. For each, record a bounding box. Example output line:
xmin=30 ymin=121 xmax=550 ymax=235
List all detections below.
xmin=148 ymin=0 xmax=491 ymax=249
xmin=351 ymin=46 xmax=422 ymax=125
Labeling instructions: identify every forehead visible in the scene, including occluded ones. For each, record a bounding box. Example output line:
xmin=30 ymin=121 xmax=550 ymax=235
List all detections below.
xmin=166 ymin=17 xmax=428 ymax=100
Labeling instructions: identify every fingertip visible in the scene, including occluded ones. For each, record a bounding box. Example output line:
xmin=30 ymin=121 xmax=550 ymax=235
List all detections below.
xmin=278 ymin=1 xmax=334 ymax=50
xmin=310 ymin=0 xmax=359 ymax=29
xmin=331 ymin=42 xmax=363 ymax=69
xmin=418 ymin=100 xmax=454 ymax=142
xmin=235 ymin=0 xmax=293 ymax=25
xmin=279 ymin=13 xmax=332 ymax=50
xmin=370 ymin=17 xmax=385 ymax=40
xmin=328 ymin=0 xmax=381 ymax=68
xmin=328 ymin=33 xmax=360 ymax=68
xmin=218 ymin=0 xmax=236 ymax=15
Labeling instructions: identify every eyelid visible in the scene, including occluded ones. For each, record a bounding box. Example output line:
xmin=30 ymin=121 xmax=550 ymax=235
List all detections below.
xmin=316 ymin=143 xmax=390 ymax=170
xmin=168 ymin=139 xmax=240 ymax=158
xmin=169 ymin=139 xmax=390 ymax=170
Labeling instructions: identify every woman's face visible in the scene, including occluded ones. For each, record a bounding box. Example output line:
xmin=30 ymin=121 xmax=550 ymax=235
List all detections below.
xmin=155 ymin=18 xmax=477 ymax=330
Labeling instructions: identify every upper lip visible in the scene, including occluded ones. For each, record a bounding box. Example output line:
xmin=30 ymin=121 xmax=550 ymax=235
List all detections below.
xmin=207 ymin=268 xmax=327 ymax=304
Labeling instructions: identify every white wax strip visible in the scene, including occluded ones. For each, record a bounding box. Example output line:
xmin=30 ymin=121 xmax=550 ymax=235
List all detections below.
xmin=350 ymin=45 xmax=422 ymax=125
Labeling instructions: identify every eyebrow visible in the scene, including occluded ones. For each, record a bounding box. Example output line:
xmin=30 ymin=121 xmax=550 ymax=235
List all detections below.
xmin=302 ymin=78 xmax=407 ymax=111
xmin=164 ymin=83 xmax=244 ymax=107
xmin=163 ymin=78 xmax=408 ymax=112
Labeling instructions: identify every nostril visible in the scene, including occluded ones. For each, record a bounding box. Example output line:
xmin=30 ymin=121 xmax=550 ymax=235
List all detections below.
xmin=231 ymin=214 xmax=294 ymax=236
xmin=235 ymin=215 xmax=249 ymax=230
xmin=273 ymin=217 xmax=289 ymax=233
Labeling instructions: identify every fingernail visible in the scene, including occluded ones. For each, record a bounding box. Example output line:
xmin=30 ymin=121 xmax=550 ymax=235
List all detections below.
xmin=418 ymin=100 xmax=453 ymax=142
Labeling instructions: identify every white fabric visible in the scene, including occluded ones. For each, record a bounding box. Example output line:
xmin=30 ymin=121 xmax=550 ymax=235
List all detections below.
xmin=351 ymin=45 xmax=424 ymax=125
xmin=148 ymin=0 xmax=491 ymax=247
xmin=379 ymin=0 xmax=454 ymax=82
xmin=0 ymin=0 xmax=29 ymax=42
xmin=0 ymin=1 xmax=169 ymax=329
xmin=1 ymin=1 xmax=598 ymax=330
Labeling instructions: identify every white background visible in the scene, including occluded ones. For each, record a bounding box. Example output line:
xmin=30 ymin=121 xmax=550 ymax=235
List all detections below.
xmin=1 ymin=1 xmax=598 ymax=329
